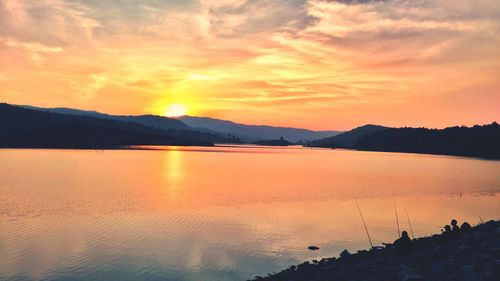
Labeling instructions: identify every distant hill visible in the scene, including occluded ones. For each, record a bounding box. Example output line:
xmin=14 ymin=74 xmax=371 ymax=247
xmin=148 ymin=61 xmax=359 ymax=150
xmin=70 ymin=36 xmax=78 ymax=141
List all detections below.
xmin=308 ymin=124 xmax=388 ymax=148
xmin=22 ymin=105 xmax=337 ymax=143
xmin=178 ymin=116 xmax=342 ymax=143
xmin=253 ymin=137 xmax=294 ymax=146
xmin=355 ymin=123 xmax=500 ymax=159
xmin=0 ymin=104 xmax=237 ymax=148
xmin=309 ymin=122 xmax=500 ymax=159
xmin=22 ymin=105 xmax=190 ymax=131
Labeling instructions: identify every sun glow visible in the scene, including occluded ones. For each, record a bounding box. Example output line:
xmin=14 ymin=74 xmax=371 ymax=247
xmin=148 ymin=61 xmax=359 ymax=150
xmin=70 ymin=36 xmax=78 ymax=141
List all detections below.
xmin=165 ymin=104 xmax=187 ymax=117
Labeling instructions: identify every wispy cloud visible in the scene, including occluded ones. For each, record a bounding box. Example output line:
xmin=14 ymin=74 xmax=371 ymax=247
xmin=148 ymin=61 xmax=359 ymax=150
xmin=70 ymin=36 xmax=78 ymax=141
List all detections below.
xmin=0 ymin=0 xmax=498 ymax=129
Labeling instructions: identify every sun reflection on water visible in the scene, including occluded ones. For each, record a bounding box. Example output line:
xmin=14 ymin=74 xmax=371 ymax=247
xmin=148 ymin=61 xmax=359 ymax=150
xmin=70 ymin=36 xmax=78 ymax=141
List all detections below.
xmin=0 ymin=147 xmax=498 ymax=281
xmin=163 ymin=147 xmax=184 ymax=200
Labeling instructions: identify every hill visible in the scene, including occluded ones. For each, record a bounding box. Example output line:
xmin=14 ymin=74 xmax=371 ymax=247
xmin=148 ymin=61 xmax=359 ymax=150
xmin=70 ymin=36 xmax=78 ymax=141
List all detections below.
xmin=308 ymin=124 xmax=388 ymax=148
xmin=178 ymin=116 xmax=341 ymax=143
xmin=309 ymin=122 xmax=500 ymax=159
xmin=22 ymin=105 xmax=336 ymax=143
xmin=0 ymin=104 xmax=232 ymax=148
xmin=253 ymin=137 xmax=294 ymax=146
xmin=355 ymin=123 xmax=500 ymax=159
xmin=22 ymin=105 xmax=190 ymax=131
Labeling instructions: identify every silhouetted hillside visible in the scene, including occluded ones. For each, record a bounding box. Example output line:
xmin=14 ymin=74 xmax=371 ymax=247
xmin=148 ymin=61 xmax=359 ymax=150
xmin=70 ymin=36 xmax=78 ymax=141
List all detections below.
xmin=22 ymin=105 xmax=327 ymax=144
xmin=308 ymin=122 xmax=500 ymax=159
xmin=178 ymin=116 xmax=342 ymax=142
xmin=22 ymin=105 xmax=190 ymax=131
xmin=253 ymin=137 xmax=294 ymax=146
xmin=0 ymin=104 xmax=239 ymax=148
xmin=355 ymin=123 xmax=500 ymax=159
xmin=308 ymin=125 xmax=388 ymax=148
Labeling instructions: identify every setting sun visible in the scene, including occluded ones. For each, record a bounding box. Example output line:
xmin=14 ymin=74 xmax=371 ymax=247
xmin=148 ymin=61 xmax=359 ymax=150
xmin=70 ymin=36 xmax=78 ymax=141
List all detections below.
xmin=165 ymin=104 xmax=187 ymax=117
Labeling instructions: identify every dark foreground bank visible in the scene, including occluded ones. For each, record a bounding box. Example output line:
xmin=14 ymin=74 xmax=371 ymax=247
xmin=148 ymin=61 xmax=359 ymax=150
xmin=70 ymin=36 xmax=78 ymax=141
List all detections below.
xmin=251 ymin=220 xmax=499 ymax=281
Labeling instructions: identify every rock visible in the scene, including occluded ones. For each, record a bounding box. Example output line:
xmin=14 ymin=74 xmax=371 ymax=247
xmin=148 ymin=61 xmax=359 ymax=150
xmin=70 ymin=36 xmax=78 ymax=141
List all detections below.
xmin=399 ymin=266 xmax=427 ymax=281
xmin=340 ymin=249 xmax=351 ymax=258
xmin=308 ymin=246 xmax=320 ymax=250
xmin=401 ymin=274 xmax=427 ymax=281
xmin=251 ymin=220 xmax=499 ymax=281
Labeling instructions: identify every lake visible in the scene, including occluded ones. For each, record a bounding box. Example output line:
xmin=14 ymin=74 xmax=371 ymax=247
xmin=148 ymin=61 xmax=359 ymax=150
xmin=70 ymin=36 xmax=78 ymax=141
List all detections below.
xmin=0 ymin=146 xmax=499 ymax=281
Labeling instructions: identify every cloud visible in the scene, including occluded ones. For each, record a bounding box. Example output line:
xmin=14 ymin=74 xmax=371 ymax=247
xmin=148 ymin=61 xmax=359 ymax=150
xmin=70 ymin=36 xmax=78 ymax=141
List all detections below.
xmin=2 ymin=38 xmax=63 ymax=53
xmin=206 ymin=0 xmax=311 ymax=37
xmin=0 ymin=0 xmax=101 ymax=46
xmin=0 ymin=0 xmax=498 ymax=129
xmin=307 ymin=1 xmax=490 ymax=37
xmin=0 ymin=37 xmax=63 ymax=65
xmin=301 ymin=0 xmax=500 ymax=60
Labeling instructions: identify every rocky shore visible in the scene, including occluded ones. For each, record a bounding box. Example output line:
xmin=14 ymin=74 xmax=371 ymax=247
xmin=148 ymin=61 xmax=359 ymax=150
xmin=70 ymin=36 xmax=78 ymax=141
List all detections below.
xmin=251 ymin=220 xmax=499 ymax=281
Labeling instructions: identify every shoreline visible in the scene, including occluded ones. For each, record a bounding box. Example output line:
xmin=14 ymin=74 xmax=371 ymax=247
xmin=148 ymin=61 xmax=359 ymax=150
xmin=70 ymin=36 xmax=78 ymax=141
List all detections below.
xmin=305 ymin=145 xmax=500 ymax=161
xmin=251 ymin=220 xmax=499 ymax=281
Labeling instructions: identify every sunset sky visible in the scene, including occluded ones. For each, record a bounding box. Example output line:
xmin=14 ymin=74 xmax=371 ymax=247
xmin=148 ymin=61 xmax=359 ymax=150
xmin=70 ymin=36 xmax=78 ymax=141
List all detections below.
xmin=1 ymin=0 xmax=499 ymax=130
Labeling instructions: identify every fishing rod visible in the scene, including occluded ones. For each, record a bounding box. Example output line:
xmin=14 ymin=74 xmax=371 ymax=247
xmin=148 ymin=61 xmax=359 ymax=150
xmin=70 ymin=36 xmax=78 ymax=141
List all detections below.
xmin=393 ymin=197 xmax=400 ymax=238
xmin=405 ymin=206 xmax=415 ymax=239
xmin=354 ymin=197 xmax=373 ymax=249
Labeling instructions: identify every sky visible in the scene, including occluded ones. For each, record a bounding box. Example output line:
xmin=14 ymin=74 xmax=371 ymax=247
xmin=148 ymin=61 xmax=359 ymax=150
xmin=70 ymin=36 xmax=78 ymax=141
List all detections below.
xmin=1 ymin=0 xmax=499 ymax=130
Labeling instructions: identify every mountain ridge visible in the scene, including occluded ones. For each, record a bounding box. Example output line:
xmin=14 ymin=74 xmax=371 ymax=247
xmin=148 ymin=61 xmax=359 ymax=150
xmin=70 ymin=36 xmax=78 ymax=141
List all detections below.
xmin=355 ymin=123 xmax=500 ymax=159
xmin=178 ymin=115 xmax=342 ymax=142
xmin=20 ymin=105 xmax=342 ymax=143
xmin=309 ymin=122 xmax=500 ymax=159
xmin=21 ymin=105 xmax=190 ymax=131
xmin=308 ymin=124 xmax=389 ymax=148
xmin=0 ymin=104 xmax=240 ymax=148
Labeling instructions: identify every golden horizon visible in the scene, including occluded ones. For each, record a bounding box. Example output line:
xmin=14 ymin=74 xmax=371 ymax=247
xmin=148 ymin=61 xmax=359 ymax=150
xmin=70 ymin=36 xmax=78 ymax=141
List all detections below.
xmin=0 ymin=0 xmax=498 ymax=130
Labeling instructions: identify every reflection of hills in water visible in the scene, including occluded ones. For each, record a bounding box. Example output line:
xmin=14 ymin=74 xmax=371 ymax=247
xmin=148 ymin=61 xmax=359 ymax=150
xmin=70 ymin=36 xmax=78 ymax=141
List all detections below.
xmin=1 ymin=147 xmax=498 ymax=215
xmin=130 ymin=144 xmax=305 ymax=154
xmin=1 ymin=146 xmax=499 ymax=281
xmin=2 ymin=194 xmax=498 ymax=281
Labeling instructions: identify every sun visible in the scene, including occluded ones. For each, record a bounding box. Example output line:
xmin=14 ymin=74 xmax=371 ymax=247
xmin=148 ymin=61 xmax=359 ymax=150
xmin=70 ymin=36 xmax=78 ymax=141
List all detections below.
xmin=165 ymin=103 xmax=187 ymax=117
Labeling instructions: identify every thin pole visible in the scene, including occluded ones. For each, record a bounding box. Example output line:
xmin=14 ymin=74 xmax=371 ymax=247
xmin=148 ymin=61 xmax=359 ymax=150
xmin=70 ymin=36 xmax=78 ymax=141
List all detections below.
xmin=405 ymin=207 xmax=415 ymax=239
xmin=354 ymin=197 xmax=373 ymax=249
xmin=394 ymin=197 xmax=400 ymax=238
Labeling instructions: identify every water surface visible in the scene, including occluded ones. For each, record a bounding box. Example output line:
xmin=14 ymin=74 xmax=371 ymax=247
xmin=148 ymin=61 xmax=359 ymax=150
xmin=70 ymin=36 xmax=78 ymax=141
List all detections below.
xmin=1 ymin=146 xmax=499 ymax=281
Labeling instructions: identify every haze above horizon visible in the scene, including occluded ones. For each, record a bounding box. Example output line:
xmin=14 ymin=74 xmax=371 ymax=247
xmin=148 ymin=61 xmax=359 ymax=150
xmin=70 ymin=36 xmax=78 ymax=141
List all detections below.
xmin=1 ymin=0 xmax=499 ymax=130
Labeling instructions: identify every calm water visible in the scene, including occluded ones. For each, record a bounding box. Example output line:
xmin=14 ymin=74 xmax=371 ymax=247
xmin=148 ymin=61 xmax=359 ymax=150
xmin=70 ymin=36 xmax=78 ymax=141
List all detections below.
xmin=1 ymin=146 xmax=499 ymax=281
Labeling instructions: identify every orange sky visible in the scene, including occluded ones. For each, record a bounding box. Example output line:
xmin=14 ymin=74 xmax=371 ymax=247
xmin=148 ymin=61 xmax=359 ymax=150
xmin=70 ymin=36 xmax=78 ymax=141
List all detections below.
xmin=1 ymin=0 xmax=499 ymax=130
